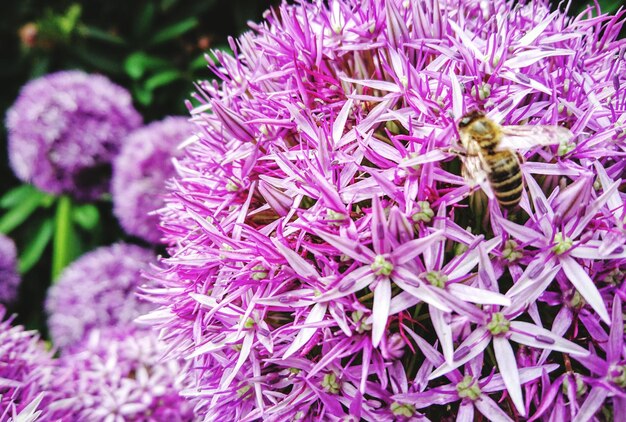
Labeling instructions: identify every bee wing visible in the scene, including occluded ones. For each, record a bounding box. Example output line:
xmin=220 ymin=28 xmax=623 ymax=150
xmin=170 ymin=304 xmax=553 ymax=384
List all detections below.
xmin=461 ymin=154 xmax=489 ymax=187
xmin=497 ymin=125 xmax=573 ymax=150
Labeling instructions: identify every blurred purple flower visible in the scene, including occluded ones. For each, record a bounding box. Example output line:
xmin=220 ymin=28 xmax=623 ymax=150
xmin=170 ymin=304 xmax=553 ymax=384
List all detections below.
xmin=0 ymin=307 xmax=55 ymax=420
xmin=142 ymin=0 xmax=626 ymax=419
xmin=46 ymin=243 xmax=155 ymax=350
xmin=48 ymin=326 xmax=197 ymax=421
xmin=112 ymin=116 xmax=196 ymax=243
xmin=5 ymin=70 xmax=142 ymax=200
xmin=0 ymin=234 xmax=20 ymax=304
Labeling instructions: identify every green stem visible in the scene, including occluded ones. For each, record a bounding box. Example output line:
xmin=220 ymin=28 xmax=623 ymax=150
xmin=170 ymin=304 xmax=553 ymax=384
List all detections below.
xmin=52 ymin=195 xmax=73 ymax=281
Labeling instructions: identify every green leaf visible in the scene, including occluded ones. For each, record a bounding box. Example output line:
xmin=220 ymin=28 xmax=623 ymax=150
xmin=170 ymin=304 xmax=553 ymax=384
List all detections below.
xmin=30 ymin=56 xmax=51 ymax=78
xmin=73 ymin=46 xmax=123 ymax=74
xmin=72 ymin=204 xmax=100 ymax=230
xmin=598 ymin=0 xmax=621 ymax=13
xmin=189 ymin=54 xmax=209 ymax=71
xmin=160 ymin=0 xmax=179 ymax=11
xmin=18 ymin=218 xmax=54 ymax=274
xmin=135 ymin=3 xmax=156 ymax=39
xmin=0 ymin=190 xmax=48 ymax=234
xmin=0 ymin=185 xmax=37 ymax=209
xmin=149 ymin=17 xmax=198 ymax=46
xmin=577 ymin=0 xmax=620 ymax=15
xmin=78 ymin=24 xmax=126 ymax=45
xmin=124 ymin=52 xmax=170 ymax=80
xmin=52 ymin=196 xmax=79 ymax=280
xmin=58 ymin=4 xmax=82 ymax=37
xmin=133 ymin=84 xmax=153 ymax=106
xmin=144 ymin=70 xmax=181 ymax=91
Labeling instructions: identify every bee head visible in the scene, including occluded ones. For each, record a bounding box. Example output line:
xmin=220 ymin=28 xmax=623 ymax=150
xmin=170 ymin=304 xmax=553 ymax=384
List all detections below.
xmin=458 ymin=110 xmax=485 ymax=128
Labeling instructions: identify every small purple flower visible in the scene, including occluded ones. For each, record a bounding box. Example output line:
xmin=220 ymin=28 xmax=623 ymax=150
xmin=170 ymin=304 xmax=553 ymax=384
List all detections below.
xmin=0 ymin=306 xmax=54 ymax=420
xmin=5 ymin=70 xmax=142 ymax=200
xmin=48 ymin=326 xmax=196 ymax=421
xmin=112 ymin=116 xmax=196 ymax=243
xmin=0 ymin=234 xmax=20 ymax=304
xmin=45 ymin=243 xmax=155 ymax=349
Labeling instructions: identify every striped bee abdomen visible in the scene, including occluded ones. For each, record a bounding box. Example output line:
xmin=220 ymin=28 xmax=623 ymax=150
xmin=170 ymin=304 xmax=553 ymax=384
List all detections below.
xmin=485 ymin=151 xmax=523 ymax=208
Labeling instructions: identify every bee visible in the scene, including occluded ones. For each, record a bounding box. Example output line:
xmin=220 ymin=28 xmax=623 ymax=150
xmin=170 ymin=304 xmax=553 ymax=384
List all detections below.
xmin=457 ymin=110 xmax=573 ymax=209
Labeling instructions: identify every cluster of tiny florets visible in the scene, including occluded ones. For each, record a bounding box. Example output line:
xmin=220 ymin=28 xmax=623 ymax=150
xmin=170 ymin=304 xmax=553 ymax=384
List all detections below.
xmin=143 ymin=0 xmax=626 ymax=420
xmin=112 ymin=116 xmax=196 ymax=243
xmin=46 ymin=327 xmax=197 ymax=421
xmin=45 ymin=243 xmax=156 ymax=349
xmin=5 ymin=70 xmax=142 ymax=200
xmin=0 ymin=234 xmax=20 ymax=304
xmin=0 ymin=307 xmax=54 ymax=421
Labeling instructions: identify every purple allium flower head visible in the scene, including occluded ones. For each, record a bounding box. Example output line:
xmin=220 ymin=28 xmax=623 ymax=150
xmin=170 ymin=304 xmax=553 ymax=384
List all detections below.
xmin=112 ymin=116 xmax=196 ymax=243
xmin=143 ymin=0 xmax=626 ymax=419
xmin=6 ymin=70 xmax=142 ymax=200
xmin=0 ymin=234 xmax=20 ymax=304
xmin=0 ymin=307 xmax=55 ymax=421
xmin=48 ymin=327 xmax=197 ymax=421
xmin=46 ymin=243 xmax=155 ymax=350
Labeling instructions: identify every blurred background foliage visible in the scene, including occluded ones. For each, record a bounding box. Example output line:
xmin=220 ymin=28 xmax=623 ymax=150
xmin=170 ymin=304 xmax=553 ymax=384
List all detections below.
xmin=0 ymin=0 xmax=623 ymax=330
xmin=0 ymin=0 xmax=276 ymax=330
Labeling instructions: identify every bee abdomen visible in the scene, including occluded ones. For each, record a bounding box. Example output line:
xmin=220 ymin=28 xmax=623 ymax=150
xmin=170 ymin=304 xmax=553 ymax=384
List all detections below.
xmin=486 ymin=154 xmax=523 ymax=208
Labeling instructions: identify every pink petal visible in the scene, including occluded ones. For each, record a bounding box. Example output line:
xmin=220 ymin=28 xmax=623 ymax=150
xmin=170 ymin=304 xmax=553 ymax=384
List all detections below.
xmin=271 ymin=238 xmax=320 ymax=279
xmin=402 ymin=324 xmax=446 ymax=369
xmin=329 ymin=303 xmax=352 ymax=336
xmin=573 ymin=387 xmax=609 ymax=422
xmin=474 ymin=395 xmax=515 ymax=422
xmin=429 ymin=328 xmax=490 ymax=380
xmin=517 ymin=11 xmax=557 ymax=46
xmin=448 ymin=20 xmax=485 ymax=62
xmin=430 ymin=307 xmax=454 ymax=365
xmin=283 ymin=303 xmax=328 ymax=358
xmin=608 ymin=295 xmax=624 ymax=363
xmin=560 ymin=256 xmax=610 ymax=324
xmin=314 ymin=230 xmax=374 ymax=263
xmin=389 ymin=291 xmax=420 ymax=315
xmin=332 ymin=98 xmax=354 ymax=145
xmin=505 ymin=264 xmax=560 ymax=316
xmin=258 ymin=180 xmax=292 ymax=217
xmin=569 ymin=241 xmax=626 ymax=260
xmin=497 ymin=218 xmax=544 ymax=246
xmin=483 ymin=364 xmax=559 ymax=393
xmin=448 ymin=284 xmax=511 ymax=306
xmin=509 ymin=321 xmax=589 ymax=356
xmin=503 ymin=49 xmax=573 ymax=69
xmin=340 ymin=76 xmax=401 ymax=92
xmin=571 ymin=180 xmax=619 ymax=239
xmin=457 ymin=402 xmax=475 ymax=422
xmin=594 ymin=161 xmax=624 ymax=223
xmin=372 ymin=279 xmax=391 ymax=347
xmin=392 ymin=269 xmax=452 ymax=312
xmin=524 ymin=174 xmax=553 ymax=234
xmin=256 ymin=319 xmax=274 ymax=354
xmin=449 ymin=69 xmax=463 ymax=119
xmin=284 ymin=102 xmax=319 ymax=143
xmin=222 ymin=332 xmax=254 ymax=388
xmin=392 ymin=230 xmax=444 ymax=264
xmin=371 ymin=195 xmax=388 ymax=255
xmin=399 ymin=150 xmax=450 ymax=168
xmin=319 ymin=266 xmax=376 ymax=301
xmin=493 ymin=336 xmax=525 ymax=416
xmin=537 ymin=307 xmax=573 ymax=365
xmin=447 ymin=237 xmax=501 ymax=279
